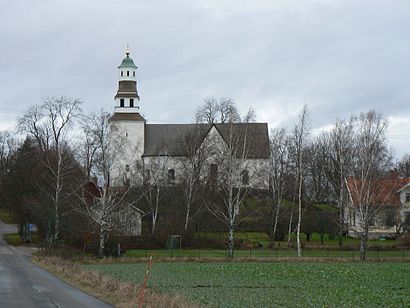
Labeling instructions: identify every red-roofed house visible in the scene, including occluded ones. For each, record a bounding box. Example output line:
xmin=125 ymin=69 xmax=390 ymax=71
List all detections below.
xmin=345 ymin=171 xmax=410 ymax=239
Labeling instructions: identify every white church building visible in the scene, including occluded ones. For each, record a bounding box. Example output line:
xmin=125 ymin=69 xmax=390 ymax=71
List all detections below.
xmin=109 ymin=49 xmax=271 ymax=189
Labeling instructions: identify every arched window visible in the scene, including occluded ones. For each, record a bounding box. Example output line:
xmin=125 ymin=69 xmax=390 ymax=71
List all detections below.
xmin=121 ymin=71 xmax=123 ymax=77
xmin=130 ymin=98 xmax=134 ymax=107
xmin=125 ymin=164 xmax=130 ymax=172
xmin=241 ymin=170 xmax=249 ymax=185
xmin=127 ymin=71 xmax=130 ymax=76
xmin=133 ymin=71 xmax=135 ymax=77
xmin=120 ymin=98 xmax=124 ymax=107
xmin=168 ymin=169 xmax=175 ymax=183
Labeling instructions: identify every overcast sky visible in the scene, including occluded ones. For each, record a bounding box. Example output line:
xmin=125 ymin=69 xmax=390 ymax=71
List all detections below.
xmin=1 ymin=0 xmax=410 ymax=158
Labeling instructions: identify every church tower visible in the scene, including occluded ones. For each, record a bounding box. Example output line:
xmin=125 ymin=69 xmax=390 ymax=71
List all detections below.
xmin=109 ymin=47 xmax=145 ymax=183
xmin=114 ymin=46 xmax=140 ymax=113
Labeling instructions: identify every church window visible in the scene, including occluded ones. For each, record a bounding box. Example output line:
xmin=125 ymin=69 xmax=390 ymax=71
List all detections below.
xmin=406 ymin=193 xmax=410 ymax=203
xmin=241 ymin=170 xmax=249 ymax=185
xmin=126 ymin=164 xmax=130 ymax=172
xmin=133 ymin=71 xmax=135 ymax=77
xmin=130 ymin=98 xmax=134 ymax=107
xmin=121 ymin=71 xmax=123 ymax=77
xmin=168 ymin=169 xmax=175 ymax=183
xmin=120 ymin=98 xmax=124 ymax=107
xmin=125 ymin=132 xmax=128 ymax=137
xmin=145 ymin=169 xmax=150 ymax=180
xmin=127 ymin=71 xmax=130 ymax=76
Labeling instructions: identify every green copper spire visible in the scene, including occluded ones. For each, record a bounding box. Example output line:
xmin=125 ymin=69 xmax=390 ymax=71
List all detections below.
xmin=118 ymin=45 xmax=137 ymax=69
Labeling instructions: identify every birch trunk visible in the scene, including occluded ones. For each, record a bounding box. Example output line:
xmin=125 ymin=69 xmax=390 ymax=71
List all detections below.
xmin=338 ymin=192 xmax=344 ymax=247
xmin=184 ymin=201 xmax=191 ymax=232
xmin=360 ymin=225 xmax=368 ymax=261
xmin=296 ymin=173 xmax=303 ymax=257
xmin=227 ymin=225 xmax=234 ymax=258
xmin=338 ymin=156 xmax=344 ymax=247
xmin=270 ymin=200 xmax=280 ymax=247
xmin=184 ymin=182 xmax=193 ymax=231
xmin=151 ymin=186 xmax=160 ymax=234
xmin=98 ymin=227 xmax=106 ymax=258
xmin=287 ymin=201 xmax=294 ymax=247
xmin=151 ymin=209 xmax=158 ymax=235
xmin=52 ymin=150 xmax=62 ymax=247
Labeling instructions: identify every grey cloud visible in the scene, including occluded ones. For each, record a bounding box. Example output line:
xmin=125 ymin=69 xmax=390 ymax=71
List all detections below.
xmin=0 ymin=0 xmax=410 ymax=156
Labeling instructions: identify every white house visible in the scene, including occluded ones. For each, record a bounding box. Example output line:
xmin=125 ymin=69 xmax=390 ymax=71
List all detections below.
xmin=109 ymin=49 xmax=270 ymax=189
xmin=345 ymin=172 xmax=410 ymax=239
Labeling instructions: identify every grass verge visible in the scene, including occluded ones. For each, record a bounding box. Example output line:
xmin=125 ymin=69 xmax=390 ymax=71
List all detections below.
xmin=34 ymin=256 xmax=201 ymax=308
xmin=3 ymin=232 xmax=41 ymax=246
xmin=0 ymin=208 xmax=16 ymax=224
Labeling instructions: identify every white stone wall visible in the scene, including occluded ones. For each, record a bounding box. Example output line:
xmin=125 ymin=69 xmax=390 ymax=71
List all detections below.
xmin=117 ymin=209 xmax=142 ymax=236
xmin=400 ymin=189 xmax=410 ymax=221
xmin=111 ymin=120 xmax=145 ymax=183
xmin=119 ymin=67 xmax=137 ymax=81
xmin=141 ymin=155 xmax=269 ymax=189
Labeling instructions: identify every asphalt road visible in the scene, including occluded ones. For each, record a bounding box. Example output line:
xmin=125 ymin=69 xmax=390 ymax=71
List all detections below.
xmin=0 ymin=220 xmax=112 ymax=308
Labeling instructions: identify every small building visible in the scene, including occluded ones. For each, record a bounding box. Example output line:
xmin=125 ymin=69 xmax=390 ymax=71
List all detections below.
xmin=345 ymin=172 xmax=410 ymax=239
xmin=83 ymin=180 xmax=143 ymax=236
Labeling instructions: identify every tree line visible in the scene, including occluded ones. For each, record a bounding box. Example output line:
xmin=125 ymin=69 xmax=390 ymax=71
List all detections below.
xmin=0 ymin=96 xmax=409 ymax=260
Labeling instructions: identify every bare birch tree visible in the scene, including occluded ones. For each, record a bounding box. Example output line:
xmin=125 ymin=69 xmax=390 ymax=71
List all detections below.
xmin=139 ymin=156 xmax=170 ymax=234
xmin=206 ymin=121 xmax=255 ymax=258
xmin=75 ymin=110 xmax=135 ymax=257
xmin=293 ymin=105 xmax=309 ymax=257
xmin=195 ymin=97 xmax=241 ymax=124
xmin=178 ymin=127 xmax=209 ymax=231
xmin=268 ymin=128 xmax=291 ymax=247
xmin=318 ymin=117 xmax=355 ymax=247
xmin=347 ymin=110 xmax=392 ymax=260
xmin=18 ymin=97 xmax=82 ymax=246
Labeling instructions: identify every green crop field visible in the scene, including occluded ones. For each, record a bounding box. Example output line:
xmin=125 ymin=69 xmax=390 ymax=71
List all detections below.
xmin=125 ymin=248 xmax=410 ymax=260
xmin=85 ymin=262 xmax=410 ymax=307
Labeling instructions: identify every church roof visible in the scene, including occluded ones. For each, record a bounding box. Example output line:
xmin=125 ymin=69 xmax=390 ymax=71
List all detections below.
xmin=215 ymin=123 xmax=270 ymax=158
xmin=143 ymin=123 xmax=270 ymax=159
xmin=109 ymin=113 xmax=146 ymax=122
xmin=144 ymin=124 xmax=210 ymax=156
